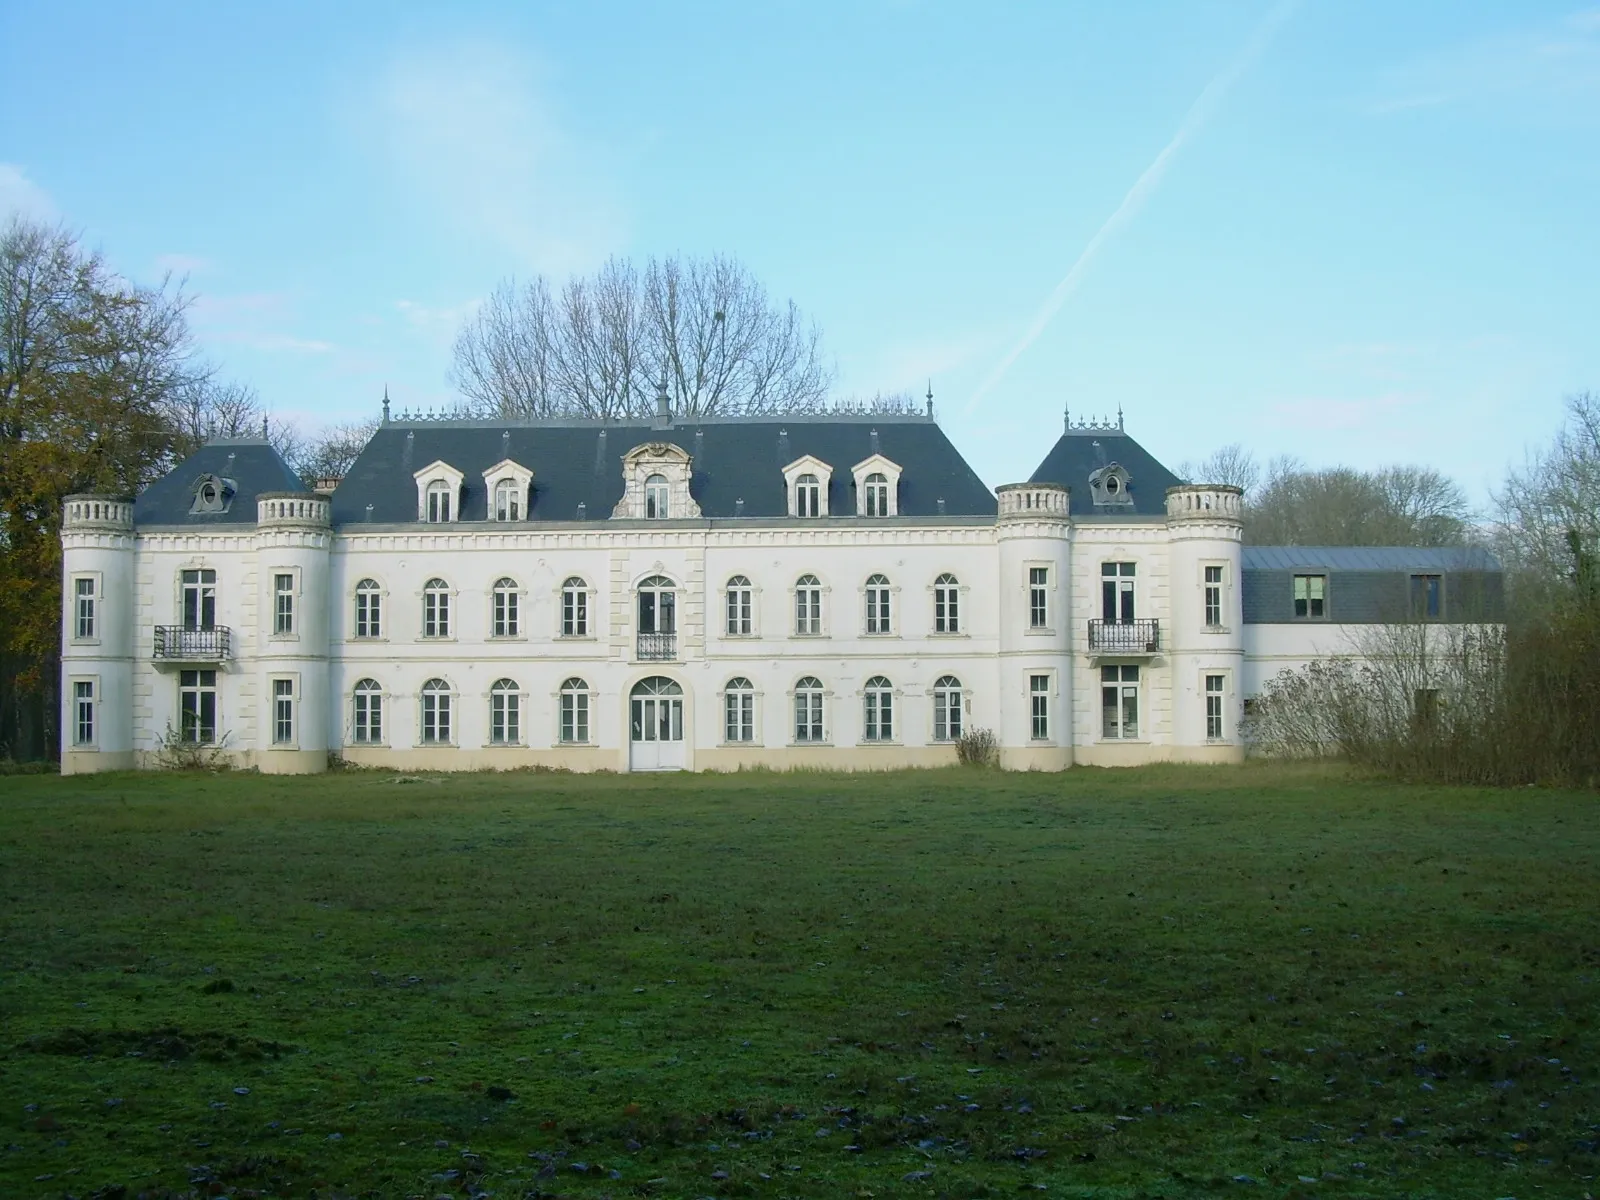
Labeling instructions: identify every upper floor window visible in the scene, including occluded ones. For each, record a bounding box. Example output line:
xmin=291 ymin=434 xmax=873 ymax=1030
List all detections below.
xmin=1102 ymin=562 xmax=1136 ymax=622
xmin=273 ymin=573 xmax=295 ymax=635
xmin=1410 ymin=574 xmax=1442 ymax=620
xmin=420 ymin=678 xmax=453 ymax=744
xmin=423 ymin=578 xmax=451 ymax=638
xmin=794 ymin=676 xmax=825 ymax=742
xmin=934 ymin=573 xmax=960 ymax=634
xmin=493 ymin=478 xmax=522 ymax=521
xmin=559 ymin=677 xmax=590 ymax=743
xmin=863 ymin=676 xmax=894 ymax=741
xmin=181 ymin=569 xmax=217 ymax=631
xmin=354 ymin=579 xmax=382 ymax=638
xmin=491 ymin=578 xmax=520 ymax=637
xmin=1029 ymin=567 xmax=1048 ymax=629
xmin=424 ymin=479 xmax=453 ymax=523
xmin=724 ymin=676 xmax=755 ymax=743
xmin=637 ymin=575 xmax=676 ymax=635
xmin=795 ymin=574 xmax=823 ymax=636
xmin=795 ymin=473 xmax=821 ymax=518
xmin=933 ymin=675 xmax=963 ymax=741
xmin=1204 ymin=565 xmax=1224 ymax=627
xmin=1293 ymin=574 xmax=1326 ymax=619
xmin=352 ymin=678 xmax=383 ymax=744
xmin=865 ymin=574 xmax=892 ymax=634
xmin=490 ymin=678 xmax=521 ymax=744
xmin=561 ymin=577 xmax=589 ymax=637
xmin=645 ymin=473 xmax=670 ymax=519
xmin=863 ymin=472 xmax=890 ymax=516
xmin=73 ymin=577 xmax=96 ymax=640
xmin=726 ymin=575 xmax=753 ymax=636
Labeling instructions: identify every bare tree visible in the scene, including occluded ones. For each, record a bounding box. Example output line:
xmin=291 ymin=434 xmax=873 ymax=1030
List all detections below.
xmin=293 ymin=418 xmax=380 ymax=483
xmin=1244 ymin=458 xmax=1470 ymax=546
xmin=1495 ymin=391 xmax=1600 ymax=607
xmin=1177 ymin=443 xmax=1260 ymax=493
xmin=452 ymin=254 xmax=833 ymax=419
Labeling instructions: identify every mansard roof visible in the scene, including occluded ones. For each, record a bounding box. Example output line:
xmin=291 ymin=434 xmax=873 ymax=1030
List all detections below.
xmin=1027 ymin=423 xmax=1183 ymax=517
xmin=133 ymin=439 xmax=307 ymax=527
xmin=1242 ymin=546 xmax=1501 ymax=571
xmin=329 ymin=414 xmax=996 ymax=524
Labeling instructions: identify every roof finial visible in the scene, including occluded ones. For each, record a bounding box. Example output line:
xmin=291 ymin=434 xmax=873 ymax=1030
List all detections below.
xmin=1117 ymin=403 xmax=1124 ymax=432
xmin=382 ymin=385 xmax=391 ymax=423
xmin=262 ymin=413 xmax=269 ymax=440
xmin=925 ymin=379 xmax=934 ymax=418
xmin=1063 ymin=402 xmax=1070 ymax=434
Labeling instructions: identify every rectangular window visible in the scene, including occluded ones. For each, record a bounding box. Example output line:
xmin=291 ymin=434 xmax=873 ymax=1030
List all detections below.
xmin=179 ymin=669 xmax=217 ymax=744
xmin=421 ymin=691 xmax=451 ymax=744
xmin=1101 ymin=665 xmax=1140 ymax=739
xmin=561 ymin=691 xmax=589 ymax=744
xmin=562 ymin=586 xmax=588 ymax=637
xmin=1293 ymin=574 xmax=1326 ymax=619
xmin=73 ymin=680 xmax=94 ymax=746
xmin=795 ymin=584 xmax=822 ymax=635
xmin=355 ymin=587 xmax=381 ymax=638
xmin=1029 ymin=567 xmax=1048 ymax=629
xmin=181 ymin=569 xmax=217 ymax=631
xmin=74 ymin=577 xmax=97 ymax=640
xmin=353 ymin=689 xmax=382 ymax=744
xmin=725 ymin=691 xmax=754 ymax=742
xmin=1205 ymin=674 xmax=1225 ymax=740
xmin=1102 ymin=562 xmax=1136 ymax=622
xmin=726 ymin=584 xmax=752 ymax=635
xmin=1204 ymin=565 xmax=1223 ymax=627
xmin=272 ymin=678 xmax=294 ymax=745
xmin=1030 ymin=674 xmax=1050 ymax=740
xmin=794 ymin=692 xmax=824 ymax=742
xmin=1411 ymin=574 xmax=1442 ymax=620
xmin=864 ymin=690 xmax=892 ymax=741
xmin=273 ymin=573 xmax=295 ymax=635
xmin=865 ymin=583 xmax=891 ymax=634
xmin=491 ymin=691 xmax=520 ymax=744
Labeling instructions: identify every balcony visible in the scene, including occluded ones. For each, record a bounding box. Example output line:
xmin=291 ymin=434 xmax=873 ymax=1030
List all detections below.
xmin=1087 ymin=618 xmax=1161 ymax=656
xmin=153 ymin=626 xmax=232 ymax=663
xmin=636 ymin=632 xmax=677 ymax=662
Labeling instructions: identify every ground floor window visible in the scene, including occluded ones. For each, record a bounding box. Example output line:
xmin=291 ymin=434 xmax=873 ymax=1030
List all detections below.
xmin=863 ymin=676 xmax=893 ymax=741
xmin=1205 ymin=674 xmax=1225 ymax=740
xmin=794 ymin=677 xmax=824 ymax=742
xmin=421 ymin=679 xmax=452 ymax=744
xmin=352 ymin=680 xmax=382 ymax=744
xmin=724 ymin=678 xmax=755 ymax=742
xmin=560 ymin=678 xmax=590 ymax=744
xmin=1101 ymin=665 xmax=1140 ymax=739
xmin=490 ymin=678 xmax=521 ymax=744
xmin=272 ymin=678 xmax=294 ymax=745
xmin=179 ymin=669 xmax=217 ymax=744
xmin=1030 ymin=675 xmax=1050 ymax=740
xmin=73 ymin=680 xmax=94 ymax=746
xmin=933 ymin=675 xmax=963 ymax=741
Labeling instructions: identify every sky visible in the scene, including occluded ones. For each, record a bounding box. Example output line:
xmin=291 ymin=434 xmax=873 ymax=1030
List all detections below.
xmin=2 ymin=0 xmax=1597 ymax=498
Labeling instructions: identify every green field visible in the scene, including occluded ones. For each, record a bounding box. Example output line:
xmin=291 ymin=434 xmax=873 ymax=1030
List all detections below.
xmin=1 ymin=765 xmax=1596 ymax=1199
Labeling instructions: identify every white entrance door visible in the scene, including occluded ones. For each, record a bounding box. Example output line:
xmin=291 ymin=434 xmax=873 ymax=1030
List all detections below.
xmin=629 ymin=677 xmax=685 ymax=770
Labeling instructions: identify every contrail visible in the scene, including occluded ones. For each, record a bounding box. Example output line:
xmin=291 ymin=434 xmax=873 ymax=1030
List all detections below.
xmin=965 ymin=0 xmax=1301 ymax=414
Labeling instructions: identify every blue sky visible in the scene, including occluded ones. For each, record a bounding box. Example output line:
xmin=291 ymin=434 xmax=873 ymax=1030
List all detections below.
xmin=2 ymin=1 xmax=1596 ymax=497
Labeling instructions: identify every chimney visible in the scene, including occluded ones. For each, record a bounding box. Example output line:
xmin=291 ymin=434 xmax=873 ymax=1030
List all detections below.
xmin=735 ymin=497 xmax=744 ymax=517
xmin=869 ymin=428 xmax=880 ymax=455
xmin=594 ymin=428 xmax=607 ymax=474
xmin=653 ymin=377 xmax=671 ymax=429
xmin=777 ymin=427 xmax=790 ymax=462
xmin=577 ymin=501 xmax=587 ymax=520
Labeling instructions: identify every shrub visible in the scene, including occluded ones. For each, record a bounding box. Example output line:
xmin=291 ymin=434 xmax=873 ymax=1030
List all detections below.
xmin=956 ymin=727 xmax=999 ymax=768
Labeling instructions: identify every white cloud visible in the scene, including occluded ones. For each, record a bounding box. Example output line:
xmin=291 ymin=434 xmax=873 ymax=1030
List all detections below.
xmin=0 ymin=163 xmax=57 ymax=222
xmin=371 ymin=40 xmax=624 ymax=276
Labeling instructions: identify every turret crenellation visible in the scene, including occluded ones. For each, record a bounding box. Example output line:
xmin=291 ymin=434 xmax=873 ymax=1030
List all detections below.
xmin=1165 ymin=484 xmax=1243 ymax=523
xmin=997 ymin=482 xmax=1070 ymax=520
xmin=256 ymin=492 xmax=332 ymax=529
xmin=63 ymin=494 xmax=135 ymax=533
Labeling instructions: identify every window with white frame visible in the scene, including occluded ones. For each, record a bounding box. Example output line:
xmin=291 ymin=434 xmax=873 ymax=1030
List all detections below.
xmin=934 ymin=573 xmax=960 ymax=634
xmin=352 ymin=679 xmax=383 ymax=744
xmin=73 ymin=577 xmax=96 ymax=640
xmin=561 ymin=577 xmax=589 ymax=636
xmin=272 ymin=678 xmax=294 ymax=745
xmin=420 ymin=678 xmax=453 ymax=744
xmin=794 ymin=676 xmax=825 ymax=742
xmin=1101 ymin=665 xmax=1140 ymax=739
xmin=179 ymin=669 xmax=217 ymax=744
xmin=645 ymin=473 xmax=670 ymax=519
xmin=724 ymin=677 xmax=755 ymax=742
xmin=559 ymin=677 xmax=590 ymax=743
xmin=1102 ymin=562 xmax=1136 ymax=622
xmin=794 ymin=574 xmax=822 ymax=635
xmin=725 ymin=575 xmax=753 ymax=635
xmin=1205 ymin=674 xmax=1225 ymax=740
xmin=1204 ymin=565 xmax=1224 ymax=628
xmin=795 ymin=473 xmax=821 ymax=517
xmin=933 ymin=675 xmax=963 ymax=741
xmin=490 ymin=678 xmax=521 ymax=744
xmin=863 ymin=472 xmax=890 ymax=516
xmin=424 ymin=479 xmax=454 ymax=523
xmin=423 ymin=578 xmax=451 ymax=638
xmin=273 ymin=573 xmax=295 ymax=635
xmin=181 ymin=569 xmax=217 ymax=630
xmin=637 ymin=575 xmax=677 ymax=635
xmin=864 ymin=574 xmax=892 ymax=634
xmin=1029 ymin=567 xmax=1048 ymax=629
xmin=354 ymin=579 xmax=382 ymax=638
xmin=491 ymin=577 xmax=520 ymax=637
xmin=72 ymin=680 xmax=94 ymax=746
xmin=1293 ymin=574 xmax=1326 ymax=619
xmin=863 ymin=676 xmax=893 ymax=741
xmin=1030 ymin=674 xmax=1050 ymax=740
xmin=493 ymin=477 xmax=522 ymax=521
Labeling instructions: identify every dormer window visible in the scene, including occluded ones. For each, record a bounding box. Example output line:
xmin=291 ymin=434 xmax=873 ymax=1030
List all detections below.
xmin=782 ymin=455 xmax=833 ymax=518
xmin=1088 ymin=462 xmax=1134 ymax=508
xmin=425 ymin=480 xmax=453 ymax=523
xmin=493 ymin=478 xmax=520 ymax=521
xmin=613 ymin=443 xmax=701 ymax=520
xmin=646 ymin=473 xmax=670 ymax=519
xmin=863 ymin=473 xmax=889 ymax=516
xmin=414 ymin=460 xmax=465 ymax=523
xmin=482 ymin=457 xmax=534 ymax=522
xmin=189 ymin=473 xmax=236 ymax=515
xmin=796 ymin=474 xmax=821 ymax=517
xmin=850 ymin=453 xmax=902 ymax=517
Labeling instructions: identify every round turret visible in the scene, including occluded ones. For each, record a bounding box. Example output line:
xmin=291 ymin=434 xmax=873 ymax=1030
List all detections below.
xmin=1163 ymin=484 xmax=1244 ymax=763
xmin=255 ymin=492 xmax=332 ymax=774
xmin=60 ymin=494 xmax=137 ymax=772
xmin=994 ymin=482 xmax=1072 ymax=771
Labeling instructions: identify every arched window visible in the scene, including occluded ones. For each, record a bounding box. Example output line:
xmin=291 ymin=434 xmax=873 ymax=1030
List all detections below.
xmin=561 ymin=577 xmax=588 ymax=637
xmin=863 ymin=676 xmax=893 ymax=741
xmin=559 ymin=677 xmax=590 ymax=744
xmin=490 ymin=678 xmax=521 ymax=744
xmin=725 ymin=575 xmax=753 ymax=636
xmin=865 ymin=574 xmax=892 ymax=634
xmin=637 ymin=575 xmax=676 ymax=659
xmin=491 ymin=577 xmax=520 ymax=637
xmin=352 ymin=678 xmax=382 ymax=744
xmin=934 ymin=573 xmax=960 ymax=634
xmin=645 ymin=473 xmax=670 ymax=519
xmin=423 ymin=578 xmax=451 ymax=638
xmin=493 ymin=478 xmax=522 ymax=522
xmin=863 ymin=472 xmax=890 ymax=517
xmin=420 ymin=678 xmax=452 ymax=744
xmin=724 ymin=676 xmax=755 ymax=742
xmin=794 ymin=676 xmax=824 ymax=743
xmin=934 ymin=675 xmax=964 ymax=741
xmin=354 ymin=579 xmax=382 ymax=639
xmin=424 ymin=480 xmax=453 ymax=523
xmin=795 ymin=473 xmax=821 ymax=518
xmin=794 ymin=574 xmax=822 ymax=635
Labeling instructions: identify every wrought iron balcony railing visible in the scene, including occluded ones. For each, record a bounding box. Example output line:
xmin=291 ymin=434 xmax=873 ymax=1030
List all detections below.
xmin=1087 ymin=618 xmax=1161 ymax=654
xmin=636 ymin=632 xmax=677 ymax=661
xmin=153 ymin=625 xmax=233 ymax=661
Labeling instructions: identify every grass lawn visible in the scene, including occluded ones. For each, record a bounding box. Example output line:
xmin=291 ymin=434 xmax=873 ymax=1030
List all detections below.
xmin=1 ymin=763 xmax=1597 ymax=1199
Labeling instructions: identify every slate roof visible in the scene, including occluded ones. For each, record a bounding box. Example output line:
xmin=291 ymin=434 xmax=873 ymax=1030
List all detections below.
xmin=1243 ymin=546 xmax=1501 ymax=571
xmin=1027 ymin=429 xmax=1184 ymax=516
xmin=133 ymin=440 xmax=308 ymax=527
xmin=330 ymin=415 xmax=996 ymax=525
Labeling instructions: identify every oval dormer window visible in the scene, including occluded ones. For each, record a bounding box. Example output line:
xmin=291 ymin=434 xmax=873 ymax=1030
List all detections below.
xmin=201 ymin=481 xmax=217 ymax=504
xmin=1105 ymin=476 xmax=1121 ymax=495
